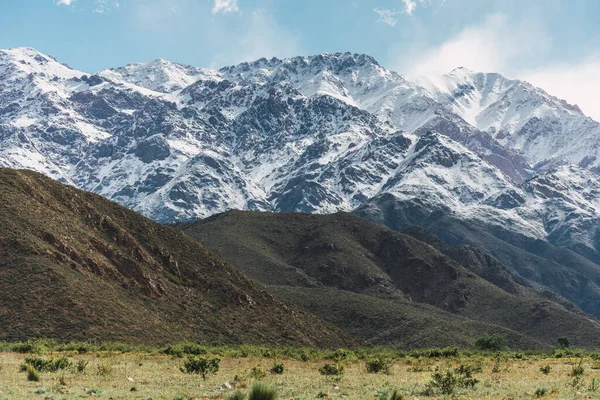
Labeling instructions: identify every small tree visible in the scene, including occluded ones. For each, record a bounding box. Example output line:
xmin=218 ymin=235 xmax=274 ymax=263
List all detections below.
xmin=474 ymin=334 xmax=507 ymax=351
xmin=180 ymin=356 xmax=220 ymax=380
xmin=558 ymin=337 xmax=570 ymax=349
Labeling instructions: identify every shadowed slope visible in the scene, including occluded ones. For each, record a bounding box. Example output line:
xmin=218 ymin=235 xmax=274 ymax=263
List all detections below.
xmin=0 ymin=169 xmax=351 ymax=346
xmin=180 ymin=210 xmax=600 ymax=349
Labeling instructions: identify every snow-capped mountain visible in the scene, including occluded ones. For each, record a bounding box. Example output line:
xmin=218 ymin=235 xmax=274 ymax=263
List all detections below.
xmin=2 ymin=47 xmax=600 ymax=259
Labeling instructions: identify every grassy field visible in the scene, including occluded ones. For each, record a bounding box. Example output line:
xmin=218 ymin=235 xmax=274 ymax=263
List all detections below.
xmin=0 ymin=344 xmax=600 ymax=399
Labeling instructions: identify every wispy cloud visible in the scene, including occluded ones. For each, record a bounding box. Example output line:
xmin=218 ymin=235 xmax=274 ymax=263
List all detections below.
xmin=523 ymin=56 xmax=600 ymax=121
xmin=212 ymin=0 xmax=239 ymax=14
xmin=373 ymin=8 xmax=401 ymax=26
xmin=393 ymin=11 xmax=599 ymax=120
xmin=399 ymin=13 xmax=551 ymax=75
xmin=55 ymin=0 xmax=119 ymax=13
xmin=93 ymin=0 xmax=120 ymax=14
xmin=374 ymin=0 xmax=442 ymax=25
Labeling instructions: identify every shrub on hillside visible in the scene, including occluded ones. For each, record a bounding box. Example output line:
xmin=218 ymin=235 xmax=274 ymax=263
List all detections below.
xmin=474 ymin=334 xmax=507 ymax=351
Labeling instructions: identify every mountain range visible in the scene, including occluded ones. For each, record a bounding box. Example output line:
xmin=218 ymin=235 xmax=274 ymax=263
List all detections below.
xmin=2 ymin=47 xmax=600 ymax=321
xmin=4 ymin=168 xmax=600 ymax=349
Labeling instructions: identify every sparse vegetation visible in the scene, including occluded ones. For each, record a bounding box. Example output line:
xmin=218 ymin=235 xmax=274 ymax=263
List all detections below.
xmin=1 ymin=341 xmax=600 ymax=398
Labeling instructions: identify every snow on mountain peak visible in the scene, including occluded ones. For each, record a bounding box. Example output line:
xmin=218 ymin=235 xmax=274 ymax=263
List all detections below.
xmin=98 ymin=59 xmax=219 ymax=93
xmin=0 ymin=47 xmax=83 ymax=80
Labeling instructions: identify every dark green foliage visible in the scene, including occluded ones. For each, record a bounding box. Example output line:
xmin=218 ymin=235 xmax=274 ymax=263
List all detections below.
xmin=248 ymin=383 xmax=277 ymax=400
xmin=20 ymin=356 xmax=72 ymax=372
xmin=475 ymin=334 xmax=507 ymax=351
xmin=180 ymin=356 xmax=220 ymax=379
xmin=558 ymin=337 xmax=570 ymax=349
xmin=26 ymin=365 xmax=39 ymax=382
xmin=534 ymin=387 xmax=547 ymax=397
xmin=318 ymin=363 xmax=345 ymax=380
xmin=366 ymin=358 xmax=392 ymax=374
xmin=226 ymin=392 xmax=247 ymax=400
xmin=269 ymin=363 xmax=284 ymax=375
xmin=540 ymin=364 xmax=551 ymax=375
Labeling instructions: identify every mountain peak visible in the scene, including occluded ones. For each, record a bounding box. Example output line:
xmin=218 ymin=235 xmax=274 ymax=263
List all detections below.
xmin=0 ymin=46 xmax=82 ymax=79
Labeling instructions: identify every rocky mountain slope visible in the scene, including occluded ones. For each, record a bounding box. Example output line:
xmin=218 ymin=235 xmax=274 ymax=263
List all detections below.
xmin=3 ymin=47 xmax=600 ymax=317
xmin=0 ymin=168 xmax=350 ymax=346
xmin=179 ymin=210 xmax=600 ymax=349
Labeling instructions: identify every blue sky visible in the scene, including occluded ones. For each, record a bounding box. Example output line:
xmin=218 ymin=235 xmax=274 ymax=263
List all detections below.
xmin=1 ymin=0 xmax=600 ymax=118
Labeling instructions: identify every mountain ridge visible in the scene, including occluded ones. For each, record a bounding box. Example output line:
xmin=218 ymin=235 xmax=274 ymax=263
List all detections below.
xmin=3 ymin=47 xmax=600 ymax=319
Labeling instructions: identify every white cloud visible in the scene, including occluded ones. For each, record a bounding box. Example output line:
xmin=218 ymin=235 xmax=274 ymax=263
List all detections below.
xmin=523 ymin=56 xmax=600 ymax=121
xmin=57 ymin=0 xmax=75 ymax=5
xmin=402 ymin=0 xmax=416 ymax=15
xmin=93 ymin=0 xmax=119 ymax=13
xmin=394 ymin=12 xmax=600 ymax=121
xmin=212 ymin=0 xmax=238 ymax=14
xmin=400 ymin=14 xmax=551 ymax=76
xmin=375 ymin=0 xmax=443 ymax=24
xmin=374 ymin=8 xmax=401 ymax=26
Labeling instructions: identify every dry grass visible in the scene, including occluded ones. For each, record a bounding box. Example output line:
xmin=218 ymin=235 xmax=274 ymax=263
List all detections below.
xmin=0 ymin=352 xmax=600 ymax=399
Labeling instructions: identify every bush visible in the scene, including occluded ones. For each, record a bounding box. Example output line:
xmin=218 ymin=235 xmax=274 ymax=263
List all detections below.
xmin=96 ymin=362 xmax=113 ymax=376
xmin=318 ymin=363 xmax=345 ymax=381
xmin=248 ymin=383 xmax=277 ymax=400
xmin=423 ymin=365 xmax=479 ymax=395
xmin=76 ymin=360 xmax=89 ymax=373
xmin=366 ymin=358 xmax=392 ymax=374
xmin=534 ymin=387 xmax=547 ymax=397
xmin=250 ymin=366 xmax=267 ymax=380
xmin=226 ymin=392 xmax=247 ymax=400
xmin=180 ymin=356 xmax=220 ymax=379
xmin=474 ymin=334 xmax=507 ymax=351
xmin=558 ymin=337 xmax=570 ymax=349
xmin=269 ymin=363 xmax=284 ymax=375
xmin=20 ymin=356 xmax=72 ymax=373
xmin=26 ymin=365 xmax=40 ymax=382
xmin=540 ymin=365 xmax=551 ymax=375
xmin=570 ymin=360 xmax=584 ymax=377
xmin=379 ymin=389 xmax=403 ymax=400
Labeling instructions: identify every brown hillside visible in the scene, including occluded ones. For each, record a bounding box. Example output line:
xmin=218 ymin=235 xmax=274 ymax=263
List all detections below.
xmin=0 ymin=169 xmax=351 ymax=347
xmin=180 ymin=210 xmax=600 ymax=349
